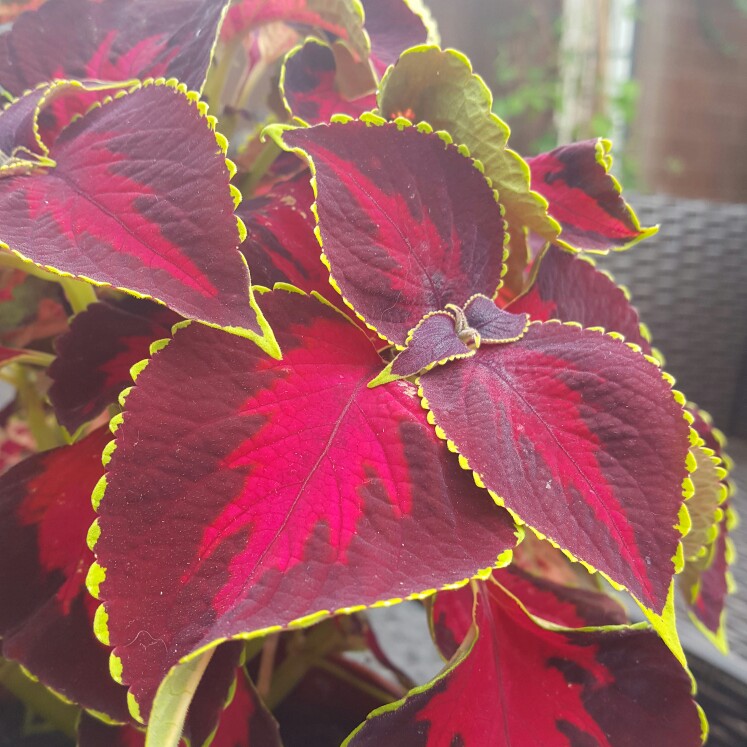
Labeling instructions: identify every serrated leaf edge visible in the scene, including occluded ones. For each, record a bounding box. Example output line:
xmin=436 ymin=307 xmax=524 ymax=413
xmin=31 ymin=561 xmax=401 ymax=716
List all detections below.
xmin=556 ymin=138 xmax=658 ymax=254
xmin=0 ymin=76 xmax=279 ymax=359
xmin=415 ymin=320 xmax=695 ymax=623
xmin=85 ymin=284 xmax=522 ymax=724
xmin=264 ymin=114 xmax=510 ymax=348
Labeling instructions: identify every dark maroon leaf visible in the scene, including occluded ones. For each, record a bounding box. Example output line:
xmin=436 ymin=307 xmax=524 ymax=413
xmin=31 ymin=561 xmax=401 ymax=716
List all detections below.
xmin=0 ymin=0 xmax=230 ymax=96
xmin=419 ymin=322 xmax=691 ymax=612
xmin=0 ymin=82 xmax=277 ymax=354
xmin=462 ymin=293 xmax=528 ymax=343
xmin=680 ymin=510 xmax=733 ymax=653
xmin=372 ymin=311 xmax=474 ymax=385
xmin=346 ymin=577 xmax=704 ymax=746
xmin=527 ymin=140 xmax=656 ymax=252
xmin=237 ymin=170 xmax=328 ymax=292
xmin=359 ymin=0 xmax=431 ymax=77
xmin=48 ymin=300 xmax=179 ymax=434
xmin=489 ymin=567 xmax=627 ymax=629
xmin=90 ymin=288 xmax=518 ymax=720
xmin=0 ymin=428 xmax=129 ymax=722
xmin=509 ymin=243 xmax=653 ymax=352
xmin=281 ymin=39 xmax=376 ymax=125
xmin=270 ymin=119 xmax=506 ymax=345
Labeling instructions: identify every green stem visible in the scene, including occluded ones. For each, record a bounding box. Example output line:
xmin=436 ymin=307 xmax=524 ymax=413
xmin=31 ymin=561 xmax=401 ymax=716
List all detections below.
xmin=11 ymin=365 xmax=62 ymax=451
xmin=240 ymin=141 xmax=281 ymax=197
xmin=145 ymin=649 xmax=215 ymax=747
xmin=204 ymin=37 xmax=241 ymax=110
xmin=0 ymin=659 xmax=78 ymax=738
xmin=264 ymin=625 xmax=340 ymax=711
xmin=316 ymin=658 xmax=402 ymax=703
xmin=59 ymin=277 xmax=97 ymax=315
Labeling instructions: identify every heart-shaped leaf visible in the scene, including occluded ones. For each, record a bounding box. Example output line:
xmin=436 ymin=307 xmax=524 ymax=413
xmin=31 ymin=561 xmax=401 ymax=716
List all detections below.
xmin=49 ymin=300 xmax=179 ymax=434
xmin=345 ymin=574 xmax=704 ymax=746
xmin=418 ymin=322 xmax=691 ymax=612
xmin=509 ymin=243 xmax=653 ymax=353
xmin=268 ymin=118 xmax=507 ymax=345
xmin=90 ymin=287 xmax=518 ymax=720
xmin=0 ymin=0 xmax=230 ymax=96
xmin=527 ymin=140 xmax=656 ymax=252
xmin=0 ymin=81 xmax=278 ymax=356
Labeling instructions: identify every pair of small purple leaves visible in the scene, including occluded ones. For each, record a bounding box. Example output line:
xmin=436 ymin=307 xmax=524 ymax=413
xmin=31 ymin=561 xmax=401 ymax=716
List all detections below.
xmin=369 ymin=294 xmax=529 ymax=387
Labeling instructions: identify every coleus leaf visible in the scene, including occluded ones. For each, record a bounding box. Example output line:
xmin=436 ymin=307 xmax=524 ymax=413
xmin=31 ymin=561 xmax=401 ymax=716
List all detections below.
xmin=0 ymin=427 xmax=130 ymax=722
xmin=418 ymin=322 xmax=691 ymax=612
xmin=527 ymin=139 xmax=656 ymax=252
xmin=268 ymin=117 xmax=507 ymax=345
xmin=0 ymin=81 xmax=278 ymax=356
xmin=509 ymin=243 xmax=653 ymax=353
xmin=76 ymin=650 xmax=256 ymax=747
xmin=0 ymin=427 xmax=244 ymax=736
xmin=281 ymin=38 xmax=377 ymax=126
xmin=0 ymin=0 xmax=230 ymax=96
xmin=48 ymin=300 xmax=180 ymax=434
xmin=488 ymin=566 xmax=628 ymax=630
xmin=281 ymin=0 xmax=434 ymax=125
xmin=681 ymin=444 xmax=727 ymax=561
xmin=221 ymin=0 xmax=369 ymax=61
xmin=236 ymin=169 xmax=379 ymax=342
xmin=371 ymin=295 xmax=529 ymax=385
xmin=359 ymin=0 xmax=434 ymax=78
xmin=678 ymin=404 xmax=736 ymax=651
xmin=237 ymin=169 xmax=332 ymax=292
xmin=377 ymin=46 xmax=557 ymax=242
xmin=346 ymin=575 xmax=704 ymax=747
xmin=89 ymin=287 xmax=518 ymax=720
xmin=679 ymin=505 xmax=737 ymax=653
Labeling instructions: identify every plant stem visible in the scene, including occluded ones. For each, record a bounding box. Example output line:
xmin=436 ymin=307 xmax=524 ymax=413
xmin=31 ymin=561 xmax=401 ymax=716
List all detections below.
xmin=0 ymin=659 xmax=78 ymax=738
xmin=241 ymin=140 xmax=281 ymax=197
xmin=256 ymin=633 xmax=280 ymax=700
xmin=11 ymin=365 xmax=62 ymax=451
xmin=317 ymin=657 xmax=404 ymax=703
xmin=59 ymin=277 xmax=97 ymax=315
xmin=264 ymin=625 xmax=340 ymax=711
xmin=145 ymin=648 xmax=215 ymax=747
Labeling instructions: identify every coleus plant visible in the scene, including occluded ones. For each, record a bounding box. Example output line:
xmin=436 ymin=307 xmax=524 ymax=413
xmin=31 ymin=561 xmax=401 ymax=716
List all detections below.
xmin=0 ymin=0 xmax=738 ymax=745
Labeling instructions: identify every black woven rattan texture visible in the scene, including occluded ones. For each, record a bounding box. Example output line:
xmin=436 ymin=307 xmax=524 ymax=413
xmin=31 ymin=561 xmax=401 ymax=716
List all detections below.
xmin=594 ymin=193 xmax=747 ymax=435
